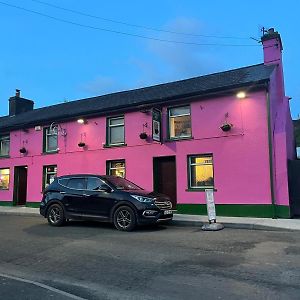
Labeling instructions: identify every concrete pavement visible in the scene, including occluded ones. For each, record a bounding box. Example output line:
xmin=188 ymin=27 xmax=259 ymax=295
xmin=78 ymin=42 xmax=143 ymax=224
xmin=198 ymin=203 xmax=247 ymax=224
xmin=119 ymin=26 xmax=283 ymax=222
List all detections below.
xmin=0 ymin=206 xmax=299 ymax=231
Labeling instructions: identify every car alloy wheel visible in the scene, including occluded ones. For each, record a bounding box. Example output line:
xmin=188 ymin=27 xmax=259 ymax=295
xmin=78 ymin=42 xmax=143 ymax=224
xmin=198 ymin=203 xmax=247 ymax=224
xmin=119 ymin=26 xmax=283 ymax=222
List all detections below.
xmin=114 ymin=206 xmax=136 ymax=231
xmin=47 ymin=204 xmax=65 ymax=226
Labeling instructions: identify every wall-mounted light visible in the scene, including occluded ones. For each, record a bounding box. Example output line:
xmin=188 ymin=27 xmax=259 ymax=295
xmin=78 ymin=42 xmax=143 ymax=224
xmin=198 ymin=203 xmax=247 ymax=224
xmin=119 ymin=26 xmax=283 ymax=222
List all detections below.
xmin=236 ymin=91 xmax=246 ymax=99
xmin=77 ymin=118 xmax=87 ymax=124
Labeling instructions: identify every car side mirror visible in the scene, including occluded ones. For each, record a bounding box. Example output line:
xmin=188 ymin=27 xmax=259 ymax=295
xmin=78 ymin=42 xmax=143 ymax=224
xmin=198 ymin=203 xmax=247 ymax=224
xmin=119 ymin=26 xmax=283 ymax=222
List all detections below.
xmin=98 ymin=185 xmax=112 ymax=193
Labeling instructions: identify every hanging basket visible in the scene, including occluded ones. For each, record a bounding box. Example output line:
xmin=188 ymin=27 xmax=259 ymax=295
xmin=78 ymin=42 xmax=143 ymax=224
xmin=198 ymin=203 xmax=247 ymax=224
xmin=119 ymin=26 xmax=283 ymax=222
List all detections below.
xmin=139 ymin=132 xmax=148 ymax=139
xmin=220 ymin=123 xmax=232 ymax=132
xmin=78 ymin=142 xmax=86 ymax=148
xmin=19 ymin=147 xmax=27 ymax=154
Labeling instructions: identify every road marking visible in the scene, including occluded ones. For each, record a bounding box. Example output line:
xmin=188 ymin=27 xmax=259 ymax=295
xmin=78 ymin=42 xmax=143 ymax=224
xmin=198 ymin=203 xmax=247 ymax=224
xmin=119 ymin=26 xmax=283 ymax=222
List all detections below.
xmin=0 ymin=273 xmax=87 ymax=300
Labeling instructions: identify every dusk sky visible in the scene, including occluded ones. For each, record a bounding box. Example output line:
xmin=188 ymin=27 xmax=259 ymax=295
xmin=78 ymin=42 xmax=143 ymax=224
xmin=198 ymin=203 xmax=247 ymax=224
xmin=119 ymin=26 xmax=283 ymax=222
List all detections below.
xmin=0 ymin=0 xmax=299 ymax=118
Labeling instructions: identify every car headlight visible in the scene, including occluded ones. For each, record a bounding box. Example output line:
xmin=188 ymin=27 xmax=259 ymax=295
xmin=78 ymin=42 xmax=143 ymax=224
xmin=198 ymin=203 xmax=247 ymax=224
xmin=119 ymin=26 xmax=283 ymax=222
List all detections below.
xmin=131 ymin=195 xmax=154 ymax=203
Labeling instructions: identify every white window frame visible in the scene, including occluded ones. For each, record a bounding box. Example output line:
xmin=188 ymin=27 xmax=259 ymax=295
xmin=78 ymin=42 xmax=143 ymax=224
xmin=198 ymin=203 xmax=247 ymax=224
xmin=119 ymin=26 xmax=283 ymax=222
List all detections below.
xmin=188 ymin=154 xmax=214 ymax=189
xmin=0 ymin=168 xmax=10 ymax=190
xmin=168 ymin=105 xmax=191 ymax=139
xmin=43 ymin=165 xmax=57 ymax=190
xmin=107 ymin=160 xmax=126 ymax=178
xmin=107 ymin=116 xmax=125 ymax=146
xmin=0 ymin=135 xmax=10 ymax=157
xmin=44 ymin=127 xmax=58 ymax=153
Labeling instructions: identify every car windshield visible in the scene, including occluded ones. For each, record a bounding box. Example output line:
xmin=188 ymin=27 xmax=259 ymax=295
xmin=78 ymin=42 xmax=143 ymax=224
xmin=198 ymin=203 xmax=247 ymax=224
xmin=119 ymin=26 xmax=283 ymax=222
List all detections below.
xmin=105 ymin=177 xmax=143 ymax=190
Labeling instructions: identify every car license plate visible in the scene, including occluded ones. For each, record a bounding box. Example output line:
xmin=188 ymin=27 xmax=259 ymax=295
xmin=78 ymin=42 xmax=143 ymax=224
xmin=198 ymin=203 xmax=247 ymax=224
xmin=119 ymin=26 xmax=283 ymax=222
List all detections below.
xmin=164 ymin=210 xmax=172 ymax=215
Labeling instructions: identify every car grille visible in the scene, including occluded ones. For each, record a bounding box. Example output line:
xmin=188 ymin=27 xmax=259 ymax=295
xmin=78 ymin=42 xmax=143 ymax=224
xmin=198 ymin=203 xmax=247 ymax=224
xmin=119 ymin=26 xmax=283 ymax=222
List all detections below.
xmin=154 ymin=200 xmax=172 ymax=210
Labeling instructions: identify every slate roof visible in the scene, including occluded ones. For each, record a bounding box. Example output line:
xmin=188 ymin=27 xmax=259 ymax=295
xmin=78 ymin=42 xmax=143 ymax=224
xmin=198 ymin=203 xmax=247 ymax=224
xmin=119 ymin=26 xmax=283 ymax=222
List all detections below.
xmin=0 ymin=63 xmax=275 ymax=133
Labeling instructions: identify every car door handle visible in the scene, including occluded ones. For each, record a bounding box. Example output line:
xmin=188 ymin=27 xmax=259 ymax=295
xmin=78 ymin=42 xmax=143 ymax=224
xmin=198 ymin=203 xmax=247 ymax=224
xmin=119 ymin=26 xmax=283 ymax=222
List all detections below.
xmin=83 ymin=194 xmax=91 ymax=197
xmin=60 ymin=192 xmax=66 ymax=194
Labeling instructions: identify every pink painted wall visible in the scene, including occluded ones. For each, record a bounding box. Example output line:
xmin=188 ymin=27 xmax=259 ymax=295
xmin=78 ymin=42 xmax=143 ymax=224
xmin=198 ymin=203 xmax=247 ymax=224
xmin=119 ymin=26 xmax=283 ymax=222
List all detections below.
xmin=262 ymin=31 xmax=295 ymax=207
xmin=0 ymin=90 xmax=273 ymax=206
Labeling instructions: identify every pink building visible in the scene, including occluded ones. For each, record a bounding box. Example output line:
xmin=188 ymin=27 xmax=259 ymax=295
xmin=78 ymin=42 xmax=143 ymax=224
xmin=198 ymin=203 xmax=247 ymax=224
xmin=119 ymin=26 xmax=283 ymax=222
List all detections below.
xmin=0 ymin=29 xmax=296 ymax=218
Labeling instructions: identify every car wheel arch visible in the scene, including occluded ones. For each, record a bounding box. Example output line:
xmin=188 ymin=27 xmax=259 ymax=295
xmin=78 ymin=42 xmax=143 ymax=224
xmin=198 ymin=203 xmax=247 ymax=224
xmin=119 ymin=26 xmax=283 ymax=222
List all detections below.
xmin=110 ymin=201 xmax=138 ymax=221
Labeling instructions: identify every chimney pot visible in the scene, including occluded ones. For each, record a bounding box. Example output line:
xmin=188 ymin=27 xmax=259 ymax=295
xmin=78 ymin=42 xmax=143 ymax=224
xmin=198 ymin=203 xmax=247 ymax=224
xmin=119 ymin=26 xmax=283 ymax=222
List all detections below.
xmin=16 ymin=89 xmax=20 ymax=97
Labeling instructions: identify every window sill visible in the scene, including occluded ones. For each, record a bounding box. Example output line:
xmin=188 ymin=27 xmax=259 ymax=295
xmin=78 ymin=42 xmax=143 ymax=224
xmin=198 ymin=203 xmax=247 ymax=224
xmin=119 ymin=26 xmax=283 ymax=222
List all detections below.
xmin=42 ymin=151 xmax=58 ymax=155
xmin=165 ymin=136 xmax=194 ymax=142
xmin=103 ymin=143 xmax=127 ymax=149
xmin=0 ymin=155 xmax=10 ymax=159
xmin=185 ymin=188 xmax=217 ymax=192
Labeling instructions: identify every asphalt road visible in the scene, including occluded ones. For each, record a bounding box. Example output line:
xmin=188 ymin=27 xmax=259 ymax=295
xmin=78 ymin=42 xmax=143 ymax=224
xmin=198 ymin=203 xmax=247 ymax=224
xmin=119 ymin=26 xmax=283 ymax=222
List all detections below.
xmin=0 ymin=215 xmax=300 ymax=300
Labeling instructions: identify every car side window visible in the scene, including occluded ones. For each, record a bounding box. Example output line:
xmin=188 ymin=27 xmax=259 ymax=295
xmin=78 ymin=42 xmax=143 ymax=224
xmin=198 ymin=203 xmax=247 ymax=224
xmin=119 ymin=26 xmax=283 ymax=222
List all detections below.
xmin=87 ymin=177 xmax=106 ymax=191
xmin=67 ymin=178 xmax=86 ymax=190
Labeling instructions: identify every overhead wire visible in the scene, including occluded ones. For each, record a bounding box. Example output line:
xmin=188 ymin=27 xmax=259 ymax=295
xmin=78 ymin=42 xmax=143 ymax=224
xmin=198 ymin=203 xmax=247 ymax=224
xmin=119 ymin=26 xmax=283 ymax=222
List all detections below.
xmin=0 ymin=1 xmax=259 ymax=47
xmin=31 ymin=0 xmax=250 ymax=40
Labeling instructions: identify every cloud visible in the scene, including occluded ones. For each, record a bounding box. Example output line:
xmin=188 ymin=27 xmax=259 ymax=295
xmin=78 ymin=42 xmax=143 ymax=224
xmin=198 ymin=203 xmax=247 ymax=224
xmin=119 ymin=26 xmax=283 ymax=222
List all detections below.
xmin=136 ymin=17 xmax=222 ymax=83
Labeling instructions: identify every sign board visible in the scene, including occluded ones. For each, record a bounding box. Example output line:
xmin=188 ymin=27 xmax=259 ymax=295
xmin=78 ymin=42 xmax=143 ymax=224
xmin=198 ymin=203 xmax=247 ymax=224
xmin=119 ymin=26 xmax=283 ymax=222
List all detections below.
xmin=205 ymin=189 xmax=216 ymax=222
xmin=152 ymin=108 xmax=162 ymax=142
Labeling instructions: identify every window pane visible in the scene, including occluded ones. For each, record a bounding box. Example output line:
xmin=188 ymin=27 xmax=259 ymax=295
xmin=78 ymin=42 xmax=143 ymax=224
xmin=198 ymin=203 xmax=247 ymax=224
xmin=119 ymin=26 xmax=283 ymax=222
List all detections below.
xmin=190 ymin=156 xmax=213 ymax=165
xmin=110 ymin=126 xmax=124 ymax=144
xmin=190 ymin=165 xmax=214 ymax=187
xmin=67 ymin=178 xmax=86 ymax=190
xmin=44 ymin=165 xmax=57 ymax=189
xmin=170 ymin=106 xmax=190 ymax=116
xmin=110 ymin=117 xmax=124 ymax=126
xmin=0 ymin=137 xmax=10 ymax=156
xmin=170 ymin=115 xmax=191 ymax=138
xmin=1 ymin=140 xmax=9 ymax=156
xmin=87 ymin=177 xmax=104 ymax=190
xmin=0 ymin=169 xmax=10 ymax=190
xmin=47 ymin=135 xmax=58 ymax=151
xmin=108 ymin=161 xmax=125 ymax=178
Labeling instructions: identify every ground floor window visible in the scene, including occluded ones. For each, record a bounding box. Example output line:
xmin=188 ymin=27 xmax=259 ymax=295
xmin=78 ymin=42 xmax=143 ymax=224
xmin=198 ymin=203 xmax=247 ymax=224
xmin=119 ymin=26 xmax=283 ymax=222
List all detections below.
xmin=0 ymin=168 xmax=10 ymax=190
xmin=106 ymin=160 xmax=125 ymax=178
xmin=43 ymin=165 xmax=57 ymax=190
xmin=188 ymin=154 xmax=214 ymax=189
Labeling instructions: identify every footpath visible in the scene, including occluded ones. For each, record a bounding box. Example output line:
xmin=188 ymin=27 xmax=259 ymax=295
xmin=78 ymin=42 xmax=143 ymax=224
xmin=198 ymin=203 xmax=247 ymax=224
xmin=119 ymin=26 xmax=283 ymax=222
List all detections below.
xmin=0 ymin=206 xmax=299 ymax=231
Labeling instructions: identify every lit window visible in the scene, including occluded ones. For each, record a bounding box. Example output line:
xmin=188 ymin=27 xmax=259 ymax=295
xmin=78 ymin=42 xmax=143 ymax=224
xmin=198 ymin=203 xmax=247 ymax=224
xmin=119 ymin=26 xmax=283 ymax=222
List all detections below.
xmin=188 ymin=155 xmax=214 ymax=189
xmin=107 ymin=116 xmax=125 ymax=146
xmin=0 ymin=168 xmax=10 ymax=190
xmin=0 ymin=135 xmax=10 ymax=156
xmin=107 ymin=160 xmax=125 ymax=178
xmin=43 ymin=127 xmax=58 ymax=153
xmin=169 ymin=106 xmax=191 ymax=139
xmin=43 ymin=165 xmax=57 ymax=190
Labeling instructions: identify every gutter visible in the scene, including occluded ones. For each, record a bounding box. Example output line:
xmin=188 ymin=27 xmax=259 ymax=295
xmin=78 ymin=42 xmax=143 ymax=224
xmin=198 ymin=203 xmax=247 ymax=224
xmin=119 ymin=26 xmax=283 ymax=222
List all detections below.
xmin=266 ymin=88 xmax=277 ymax=218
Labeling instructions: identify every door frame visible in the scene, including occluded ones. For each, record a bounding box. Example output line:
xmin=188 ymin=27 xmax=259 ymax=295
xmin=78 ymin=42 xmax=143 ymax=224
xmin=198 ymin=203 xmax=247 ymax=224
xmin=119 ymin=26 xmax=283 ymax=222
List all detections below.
xmin=153 ymin=155 xmax=177 ymax=205
xmin=13 ymin=166 xmax=28 ymax=206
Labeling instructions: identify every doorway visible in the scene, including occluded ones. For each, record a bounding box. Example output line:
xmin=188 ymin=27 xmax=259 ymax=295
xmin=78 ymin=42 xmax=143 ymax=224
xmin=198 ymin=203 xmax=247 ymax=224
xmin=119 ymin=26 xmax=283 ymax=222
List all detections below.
xmin=13 ymin=166 xmax=28 ymax=206
xmin=153 ymin=156 xmax=177 ymax=208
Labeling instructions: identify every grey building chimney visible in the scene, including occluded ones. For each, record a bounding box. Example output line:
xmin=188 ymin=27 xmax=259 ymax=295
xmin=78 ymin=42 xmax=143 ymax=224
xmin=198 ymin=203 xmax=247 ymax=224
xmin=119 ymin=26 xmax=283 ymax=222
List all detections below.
xmin=9 ymin=89 xmax=34 ymax=116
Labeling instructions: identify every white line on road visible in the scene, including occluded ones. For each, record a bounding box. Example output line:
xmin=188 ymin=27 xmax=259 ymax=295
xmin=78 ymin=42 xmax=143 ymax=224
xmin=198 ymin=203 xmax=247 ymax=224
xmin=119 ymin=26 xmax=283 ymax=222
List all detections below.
xmin=0 ymin=273 xmax=87 ymax=300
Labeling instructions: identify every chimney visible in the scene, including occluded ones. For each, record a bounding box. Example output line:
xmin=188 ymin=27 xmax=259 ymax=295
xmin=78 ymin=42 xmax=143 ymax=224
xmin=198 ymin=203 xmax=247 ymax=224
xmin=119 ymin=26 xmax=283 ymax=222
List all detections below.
xmin=261 ymin=28 xmax=283 ymax=65
xmin=9 ymin=89 xmax=34 ymax=116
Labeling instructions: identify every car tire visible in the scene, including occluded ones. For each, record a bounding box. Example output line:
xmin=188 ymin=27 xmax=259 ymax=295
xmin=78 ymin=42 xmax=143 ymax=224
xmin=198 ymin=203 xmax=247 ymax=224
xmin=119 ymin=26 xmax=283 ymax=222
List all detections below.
xmin=47 ymin=204 xmax=65 ymax=226
xmin=113 ymin=206 xmax=136 ymax=231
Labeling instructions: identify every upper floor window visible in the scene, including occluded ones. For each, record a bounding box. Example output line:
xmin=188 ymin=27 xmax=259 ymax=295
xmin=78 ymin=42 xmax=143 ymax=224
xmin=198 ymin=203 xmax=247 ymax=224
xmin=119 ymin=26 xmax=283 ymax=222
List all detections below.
xmin=0 ymin=168 xmax=10 ymax=190
xmin=43 ymin=127 xmax=58 ymax=153
xmin=168 ymin=106 xmax=191 ymax=139
xmin=43 ymin=165 xmax=57 ymax=190
xmin=107 ymin=116 xmax=125 ymax=146
xmin=107 ymin=160 xmax=125 ymax=178
xmin=188 ymin=154 xmax=214 ymax=189
xmin=0 ymin=135 xmax=10 ymax=157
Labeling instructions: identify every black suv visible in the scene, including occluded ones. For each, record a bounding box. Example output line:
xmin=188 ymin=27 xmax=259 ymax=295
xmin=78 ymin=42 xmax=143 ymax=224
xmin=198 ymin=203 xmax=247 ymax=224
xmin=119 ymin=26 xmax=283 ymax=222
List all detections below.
xmin=40 ymin=175 xmax=173 ymax=231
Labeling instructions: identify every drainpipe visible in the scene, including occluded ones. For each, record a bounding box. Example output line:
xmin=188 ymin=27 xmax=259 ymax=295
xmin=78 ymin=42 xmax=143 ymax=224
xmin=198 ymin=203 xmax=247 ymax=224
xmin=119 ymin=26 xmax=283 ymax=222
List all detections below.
xmin=266 ymin=90 xmax=277 ymax=218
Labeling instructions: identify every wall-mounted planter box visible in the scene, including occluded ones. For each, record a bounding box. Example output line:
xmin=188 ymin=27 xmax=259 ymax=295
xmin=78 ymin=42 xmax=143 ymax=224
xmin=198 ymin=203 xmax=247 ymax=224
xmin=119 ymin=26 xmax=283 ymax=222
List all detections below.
xmin=19 ymin=147 xmax=27 ymax=154
xmin=78 ymin=142 xmax=86 ymax=148
xmin=220 ymin=123 xmax=232 ymax=132
xmin=139 ymin=132 xmax=148 ymax=139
